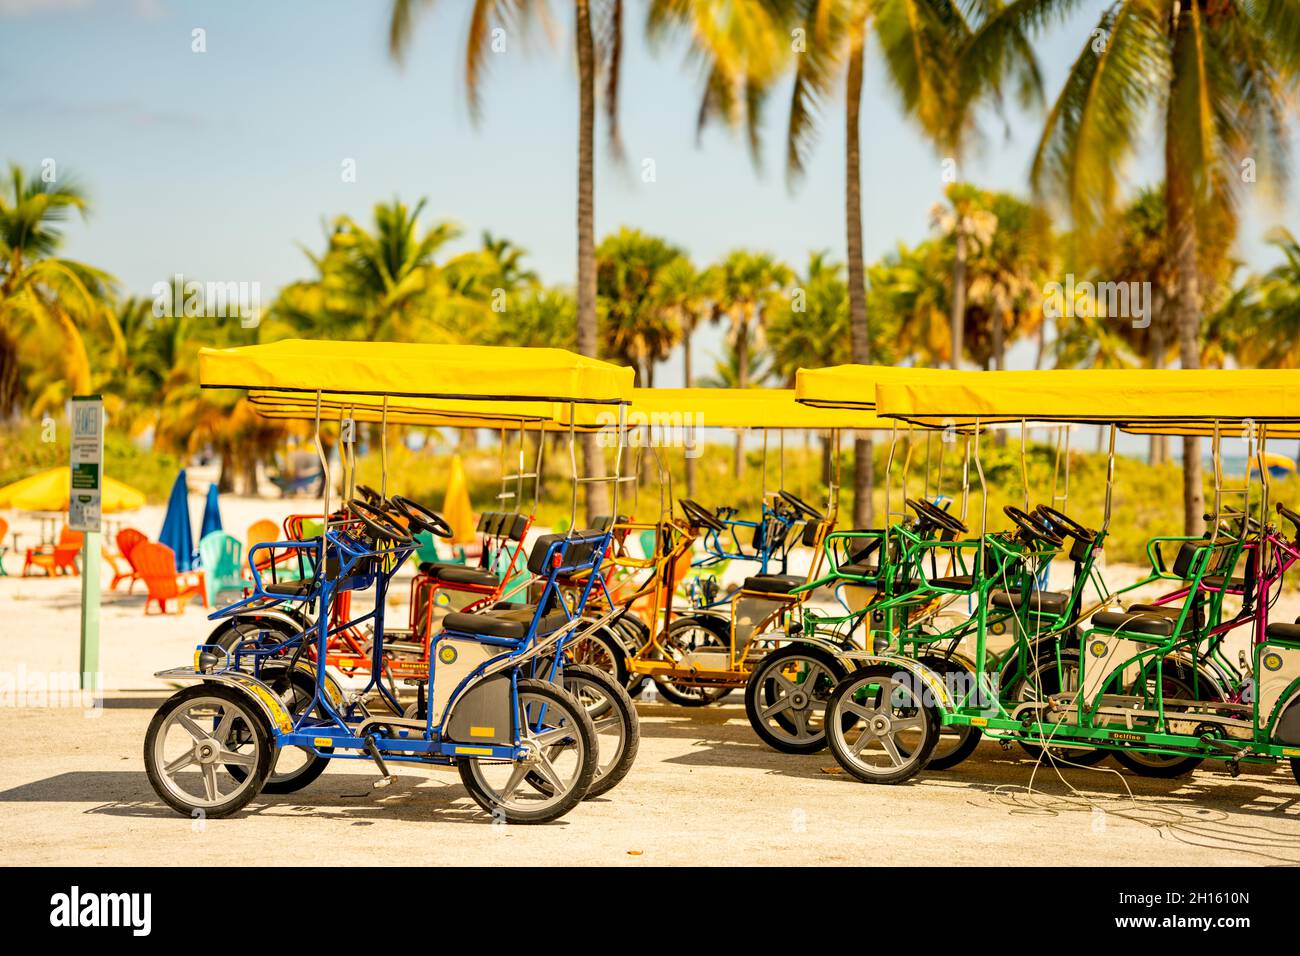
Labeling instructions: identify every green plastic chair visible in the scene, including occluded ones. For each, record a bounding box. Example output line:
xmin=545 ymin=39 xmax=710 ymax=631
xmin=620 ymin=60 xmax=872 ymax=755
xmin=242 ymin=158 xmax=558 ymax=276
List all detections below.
xmin=199 ymin=530 xmax=245 ymax=606
xmin=415 ymin=531 xmax=469 ymax=566
xmin=638 ymin=529 xmax=657 ymax=561
xmin=414 ymin=531 xmax=442 ymax=564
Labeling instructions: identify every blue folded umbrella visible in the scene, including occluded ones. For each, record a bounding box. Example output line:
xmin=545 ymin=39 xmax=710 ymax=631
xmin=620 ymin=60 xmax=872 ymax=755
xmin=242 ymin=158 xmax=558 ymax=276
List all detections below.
xmin=159 ymin=470 xmax=196 ymax=571
xmin=200 ymin=483 xmax=222 ymax=541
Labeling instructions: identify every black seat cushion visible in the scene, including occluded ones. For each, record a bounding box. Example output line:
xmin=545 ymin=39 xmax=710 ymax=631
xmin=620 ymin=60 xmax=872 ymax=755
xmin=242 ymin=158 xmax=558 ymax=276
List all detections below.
xmin=419 ymin=561 xmax=461 ymax=576
xmin=742 ymin=573 xmax=805 ymax=594
xmin=434 ymin=566 xmax=499 ymax=587
xmin=264 ymin=580 xmax=313 ymax=597
xmin=527 ymin=531 xmax=607 ymax=576
xmin=1266 ymin=622 xmax=1300 ymax=643
xmin=443 ymin=606 xmax=568 ymax=641
xmin=991 ymin=589 xmax=1068 ymax=615
xmin=1091 ymin=609 xmax=1175 ymax=637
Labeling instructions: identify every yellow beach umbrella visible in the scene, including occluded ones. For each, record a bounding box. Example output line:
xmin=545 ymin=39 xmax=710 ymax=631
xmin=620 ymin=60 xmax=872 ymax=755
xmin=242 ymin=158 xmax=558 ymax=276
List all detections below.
xmin=441 ymin=454 xmax=476 ymax=546
xmin=0 ymin=467 xmax=146 ymax=513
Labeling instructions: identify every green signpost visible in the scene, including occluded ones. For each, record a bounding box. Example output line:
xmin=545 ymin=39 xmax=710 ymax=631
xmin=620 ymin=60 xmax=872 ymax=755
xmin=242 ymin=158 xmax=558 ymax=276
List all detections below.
xmin=70 ymin=396 xmax=103 ymax=692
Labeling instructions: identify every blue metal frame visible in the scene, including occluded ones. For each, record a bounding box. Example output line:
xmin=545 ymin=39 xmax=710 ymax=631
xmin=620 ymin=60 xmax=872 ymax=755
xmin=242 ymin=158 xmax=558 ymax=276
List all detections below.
xmin=200 ymin=521 xmax=616 ymax=768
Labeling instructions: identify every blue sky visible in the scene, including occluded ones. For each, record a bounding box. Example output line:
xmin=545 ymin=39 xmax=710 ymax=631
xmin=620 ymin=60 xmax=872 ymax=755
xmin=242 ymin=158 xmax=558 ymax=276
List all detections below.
xmin=2 ymin=0 xmax=1296 ymax=386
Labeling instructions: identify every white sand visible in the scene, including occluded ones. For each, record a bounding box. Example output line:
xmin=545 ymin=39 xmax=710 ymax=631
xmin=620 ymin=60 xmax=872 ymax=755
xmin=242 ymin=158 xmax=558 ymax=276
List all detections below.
xmin=3 ymin=495 xmax=1299 ymax=865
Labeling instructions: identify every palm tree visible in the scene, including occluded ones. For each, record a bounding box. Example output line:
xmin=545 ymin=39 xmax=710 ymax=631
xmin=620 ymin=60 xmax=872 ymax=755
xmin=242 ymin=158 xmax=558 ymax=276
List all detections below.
xmin=796 ymin=0 xmax=1039 ymax=523
xmin=388 ymin=0 xmax=627 ymax=520
xmin=480 ymin=231 xmax=540 ymax=292
xmin=980 ymin=0 xmax=1300 ymax=533
xmin=274 ymin=199 xmax=471 ymax=342
xmin=929 ymin=183 xmax=998 ymax=364
xmin=1214 ymin=227 xmax=1300 ymax=368
xmin=0 ymin=164 xmax=119 ymax=417
xmin=766 ymin=252 xmax=854 ymax=383
xmin=710 ymin=249 xmax=792 ymax=473
xmin=596 ymin=228 xmax=685 ymax=386
xmin=959 ymin=188 xmax=1054 ymax=372
xmin=653 ymin=255 xmax=717 ymax=495
xmin=868 ymin=239 xmax=952 ymax=365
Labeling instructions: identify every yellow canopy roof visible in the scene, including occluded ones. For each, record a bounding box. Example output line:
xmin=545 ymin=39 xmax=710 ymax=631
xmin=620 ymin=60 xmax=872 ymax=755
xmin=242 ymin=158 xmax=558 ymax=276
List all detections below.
xmin=629 ymin=387 xmax=891 ymax=430
xmin=199 ymin=340 xmax=633 ymax=405
xmin=795 ymin=365 xmax=959 ymax=409
xmin=0 ymin=467 xmax=146 ymax=513
xmin=246 ymin=392 xmax=607 ymax=431
xmin=1122 ymin=421 xmax=1300 ymax=439
xmin=874 ymin=369 xmax=1300 ymax=427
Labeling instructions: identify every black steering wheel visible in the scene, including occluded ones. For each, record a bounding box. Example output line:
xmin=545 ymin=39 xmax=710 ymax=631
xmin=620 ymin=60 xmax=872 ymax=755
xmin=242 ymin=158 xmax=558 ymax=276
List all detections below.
xmin=347 ymin=498 xmax=413 ymax=545
xmin=907 ymin=497 xmax=967 ymax=535
xmin=1035 ymin=504 xmax=1095 ymax=543
xmin=356 ymin=484 xmax=383 ymax=505
xmin=1004 ymin=505 xmax=1062 ymax=546
xmin=779 ymin=489 xmax=825 ymax=521
xmin=392 ymin=495 xmax=453 ymax=539
xmin=679 ymin=498 xmax=726 ymax=533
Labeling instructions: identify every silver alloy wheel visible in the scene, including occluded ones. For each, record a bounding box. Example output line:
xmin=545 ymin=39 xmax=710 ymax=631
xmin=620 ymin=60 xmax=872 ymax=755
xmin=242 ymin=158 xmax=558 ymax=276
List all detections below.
xmin=753 ymin=652 xmax=835 ymax=746
xmin=564 ymin=675 xmax=625 ymax=781
xmin=151 ymin=694 xmax=265 ymax=809
xmin=465 ymin=689 xmax=590 ymax=816
xmin=829 ymin=673 xmax=932 ymax=778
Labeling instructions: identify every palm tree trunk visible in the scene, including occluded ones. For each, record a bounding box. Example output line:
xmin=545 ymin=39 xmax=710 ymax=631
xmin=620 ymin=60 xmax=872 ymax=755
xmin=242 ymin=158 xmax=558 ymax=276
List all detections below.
xmin=950 ymin=231 xmax=967 ymax=369
xmin=575 ymin=0 xmax=607 ymax=522
xmin=1148 ymin=325 xmax=1167 ymax=465
xmin=845 ymin=29 xmax=874 ymax=530
xmin=1166 ymin=63 xmax=1205 ymax=537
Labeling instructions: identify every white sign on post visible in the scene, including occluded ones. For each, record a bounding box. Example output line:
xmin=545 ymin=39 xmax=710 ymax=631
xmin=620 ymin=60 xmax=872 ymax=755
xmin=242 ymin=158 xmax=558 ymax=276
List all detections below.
xmin=70 ymin=397 xmax=103 ymax=533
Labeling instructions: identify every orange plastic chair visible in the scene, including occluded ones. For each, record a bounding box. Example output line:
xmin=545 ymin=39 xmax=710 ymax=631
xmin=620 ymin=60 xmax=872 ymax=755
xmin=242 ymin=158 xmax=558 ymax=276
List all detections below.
xmin=247 ymin=519 xmax=279 ymax=548
xmin=22 ymin=526 xmax=83 ymax=577
xmin=106 ymin=527 xmax=148 ymax=590
xmin=134 ymin=542 xmax=207 ymax=614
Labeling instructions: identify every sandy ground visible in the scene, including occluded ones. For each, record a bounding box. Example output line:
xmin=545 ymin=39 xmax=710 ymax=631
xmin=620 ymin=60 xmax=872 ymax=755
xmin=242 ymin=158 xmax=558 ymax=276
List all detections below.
xmin=2 ymin=492 xmax=1300 ymax=865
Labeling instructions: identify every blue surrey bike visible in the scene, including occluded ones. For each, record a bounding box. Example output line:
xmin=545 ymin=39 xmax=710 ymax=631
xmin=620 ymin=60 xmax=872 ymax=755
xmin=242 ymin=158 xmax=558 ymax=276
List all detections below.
xmin=142 ymin=339 xmax=635 ymax=824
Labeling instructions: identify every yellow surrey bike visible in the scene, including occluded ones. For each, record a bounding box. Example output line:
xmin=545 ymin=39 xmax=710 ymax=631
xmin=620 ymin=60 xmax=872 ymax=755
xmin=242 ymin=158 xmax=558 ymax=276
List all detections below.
xmin=818 ymin=368 xmax=1300 ymax=787
xmin=610 ymin=388 xmax=891 ymax=705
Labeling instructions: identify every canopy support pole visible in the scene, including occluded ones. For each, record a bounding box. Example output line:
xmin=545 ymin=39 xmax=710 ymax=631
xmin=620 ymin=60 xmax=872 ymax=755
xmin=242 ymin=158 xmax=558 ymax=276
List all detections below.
xmin=380 ymin=396 xmax=389 ymax=501
xmin=612 ymin=403 xmax=626 ymax=520
xmin=1212 ymin=421 xmax=1222 ymax=544
xmin=1020 ymin=420 xmax=1029 ymax=514
xmin=974 ymin=417 xmax=987 ymax=572
xmin=960 ymin=435 xmax=971 ymax=522
xmin=1258 ymin=424 xmax=1271 ymax=572
xmin=1102 ymin=424 xmax=1116 ymax=533
xmin=314 ymin=391 xmax=330 ymax=528
xmin=884 ymin=424 xmax=899 ymax=525
xmin=828 ymin=429 xmax=841 ymax=521
xmin=568 ymin=411 xmax=578 ymax=531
